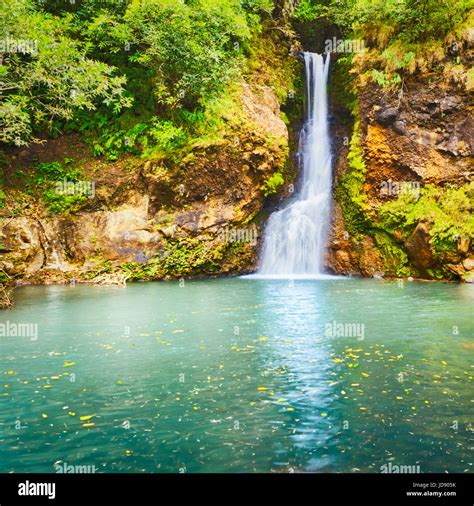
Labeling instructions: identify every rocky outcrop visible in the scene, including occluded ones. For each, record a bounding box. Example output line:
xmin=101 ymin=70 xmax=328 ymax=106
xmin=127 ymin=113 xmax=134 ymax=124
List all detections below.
xmin=328 ymin=60 xmax=473 ymax=281
xmin=0 ymin=79 xmax=289 ymax=283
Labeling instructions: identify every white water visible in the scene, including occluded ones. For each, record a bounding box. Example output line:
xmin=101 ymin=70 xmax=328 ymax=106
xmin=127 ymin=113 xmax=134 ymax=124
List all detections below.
xmin=258 ymin=52 xmax=332 ymax=277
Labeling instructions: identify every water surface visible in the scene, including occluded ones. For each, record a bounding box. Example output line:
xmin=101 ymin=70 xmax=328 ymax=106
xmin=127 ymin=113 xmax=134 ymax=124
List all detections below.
xmin=0 ymin=278 xmax=472 ymax=473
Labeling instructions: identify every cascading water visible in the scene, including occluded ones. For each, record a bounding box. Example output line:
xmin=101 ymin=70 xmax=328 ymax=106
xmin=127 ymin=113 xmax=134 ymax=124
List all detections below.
xmin=259 ymin=52 xmax=332 ymax=276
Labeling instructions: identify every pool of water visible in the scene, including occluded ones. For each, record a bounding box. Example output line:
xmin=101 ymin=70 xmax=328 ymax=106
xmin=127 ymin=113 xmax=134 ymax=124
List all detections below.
xmin=0 ymin=277 xmax=472 ymax=473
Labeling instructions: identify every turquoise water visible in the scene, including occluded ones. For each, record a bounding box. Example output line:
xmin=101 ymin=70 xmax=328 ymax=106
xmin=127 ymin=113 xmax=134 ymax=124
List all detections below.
xmin=0 ymin=278 xmax=473 ymax=473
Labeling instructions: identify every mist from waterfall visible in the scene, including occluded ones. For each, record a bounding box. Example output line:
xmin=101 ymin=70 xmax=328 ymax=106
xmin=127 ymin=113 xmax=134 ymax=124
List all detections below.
xmin=258 ymin=52 xmax=332 ymax=277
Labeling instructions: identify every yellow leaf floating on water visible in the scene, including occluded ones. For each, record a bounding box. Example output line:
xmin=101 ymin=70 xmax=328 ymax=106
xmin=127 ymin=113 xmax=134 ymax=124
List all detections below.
xmin=287 ymin=407 xmax=294 ymax=411
xmin=257 ymin=387 xmax=268 ymax=391
xmin=332 ymin=358 xmax=343 ymax=363
xmin=276 ymin=398 xmax=287 ymax=403
xmin=359 ymin=407 xmax=368 ymax=411
xmin=51 ymin=376 xmax=60 ymax=380
xmin=361 ymin=372 xmax=369 ymax=377
xmin=82 ymin=423 xmax=95 ymax=428
xmin=41 ymin=413 xmax=48 ymax=418
xmin=63 ymin=362 xmax=75 ymax=367
xmin=441 ymin=361 xmax=448 ymax=366
xmin=80 ymin=415 xmax=95 ymax=421
xmin=7 ymin=371 xmax=15 ymax=375
xmin=68 ymin=412 xmax=76 ymax=417
xmin=321 ymin=413 xmax=328 ymax=417
xmin=125 ymin=450 xmax=132 ymax=456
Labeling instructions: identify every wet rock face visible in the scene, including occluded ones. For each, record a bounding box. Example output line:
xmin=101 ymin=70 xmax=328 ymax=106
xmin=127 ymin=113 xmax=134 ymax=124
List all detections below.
xmin=404 ymin=223 xmax=437 ymax=272
xmin=0 ymin=80 xmax=289 ymax=283
xmin=327 ymin=72 xmax=473 ymax=281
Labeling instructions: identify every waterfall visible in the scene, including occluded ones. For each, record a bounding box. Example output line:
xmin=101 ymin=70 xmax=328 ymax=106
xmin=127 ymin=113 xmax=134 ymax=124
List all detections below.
xmin=258 ymin=52 xmax=332 ymax=276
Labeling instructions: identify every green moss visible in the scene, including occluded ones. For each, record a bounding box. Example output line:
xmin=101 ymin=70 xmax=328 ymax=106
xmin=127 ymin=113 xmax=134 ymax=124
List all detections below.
xmin=11 ymin=161 xmax=91 ymax=215
xmin=373 ymin=230 xmax=412 ymax=277
xmin=261 ymin=172 xmax=284 ymax=197
xmin=330 ymin=55 xmax=357 ymax=117
xmin=120 ymin=239 xmax=230 ymax=280
xmin=163 ymin=238 xmax=228 ymax=276
xmin=85 ymin=255 xmax=113 ymax=280
xmin=378 ymin=182 xmax=474 ymax=254
xmin=335 ymin=113 xmax=372 ymax=236
xmin=121 ymin=257 xmax=163 ymax=281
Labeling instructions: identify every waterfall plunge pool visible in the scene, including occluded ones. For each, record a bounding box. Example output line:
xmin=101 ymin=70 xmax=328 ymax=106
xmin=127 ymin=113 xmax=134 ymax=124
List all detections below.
xmin=0 ymin=277 xmax=472 ymax=473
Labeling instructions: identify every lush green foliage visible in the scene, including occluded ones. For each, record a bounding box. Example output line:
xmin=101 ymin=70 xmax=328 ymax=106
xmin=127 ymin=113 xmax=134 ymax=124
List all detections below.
xmin=15 ymin=161 xmax=90 ymax=213
xmin=1 ymin=0 xmax=273 ymax=152
xmin=294 ymin=0 xmax=472 ymax=88
xmin=334 ymin=116 xmax=372 ymax=236
xmin=379 ymin=183 xmax=474 ymax=249
xmin=262 ymin=171 xmax=284 ymax=197
xmin=0 ymin=0 xmax=131 ymax=146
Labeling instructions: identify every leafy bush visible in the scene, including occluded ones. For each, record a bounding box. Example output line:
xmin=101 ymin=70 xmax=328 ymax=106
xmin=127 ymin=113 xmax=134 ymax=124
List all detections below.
xmin=121 ymin=0 xmax=252 ymax=110
xmin=379 ymin=183 xmax=474 ymax=249
xmin=262 ymin=172 xmax=284 ymax=197
xmin=19 ymin=161 xmax=89 ymax=214
xmin=324 ymin=0 xmax=472 ymax=87
xmin=0 ymin=0 xmax=132 ymax=147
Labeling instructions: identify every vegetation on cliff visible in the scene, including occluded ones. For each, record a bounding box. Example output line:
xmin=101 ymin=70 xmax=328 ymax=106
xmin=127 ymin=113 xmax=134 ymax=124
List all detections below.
xmin=304 ymin=0 xmax=474 ymax=281
xmin=0 ymin=0 xmax=472 ymax=285
xmin=0 ymin=0 xmax=301 ymax=285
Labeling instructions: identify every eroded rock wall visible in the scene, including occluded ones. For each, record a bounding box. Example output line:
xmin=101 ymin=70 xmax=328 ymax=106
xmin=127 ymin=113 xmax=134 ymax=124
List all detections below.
xmin=327 ymin=70 xmax=473 ymax=281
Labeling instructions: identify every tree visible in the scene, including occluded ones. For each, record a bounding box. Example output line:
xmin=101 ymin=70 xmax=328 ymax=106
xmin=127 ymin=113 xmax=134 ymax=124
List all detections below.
xmin=0 ymin=0 xmax=131 ymax=146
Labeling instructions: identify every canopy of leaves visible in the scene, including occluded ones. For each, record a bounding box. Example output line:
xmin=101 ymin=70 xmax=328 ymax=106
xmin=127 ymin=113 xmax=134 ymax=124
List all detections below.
xmin=0 ymin=0 xmax=132 ymax=146
xmin=1 ymin=0 xmax=272 ymax=148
